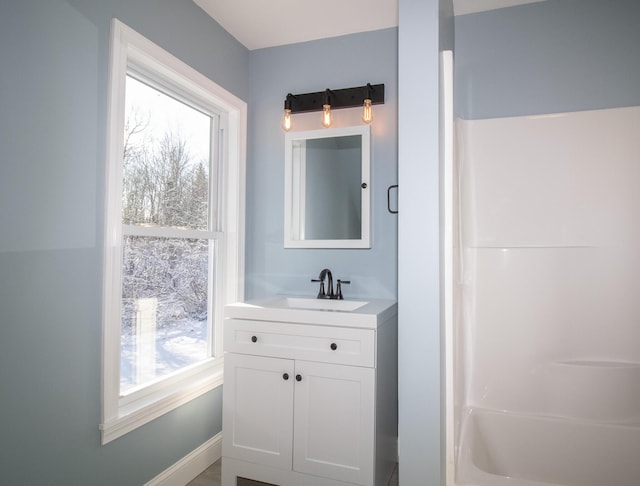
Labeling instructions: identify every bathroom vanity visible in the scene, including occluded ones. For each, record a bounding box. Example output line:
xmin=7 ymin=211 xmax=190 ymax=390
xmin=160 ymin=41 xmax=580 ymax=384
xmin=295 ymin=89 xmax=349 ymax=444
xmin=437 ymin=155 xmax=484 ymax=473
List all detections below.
xmin=221 ymin=297 xmax=398 ymax=486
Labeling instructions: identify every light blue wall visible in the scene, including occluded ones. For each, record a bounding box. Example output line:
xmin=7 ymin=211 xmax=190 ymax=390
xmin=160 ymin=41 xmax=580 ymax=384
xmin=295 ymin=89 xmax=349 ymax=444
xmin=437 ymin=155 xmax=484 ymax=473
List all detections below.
xmin=0 ymin=1 xmax=248 ymax=484
xmin=455 ymin=0 xmax=640 ymax=119
xmin=245 ymin=29 xmax=398 ymax=300
xmin=397 ymin=0 xmax=453 ymax=483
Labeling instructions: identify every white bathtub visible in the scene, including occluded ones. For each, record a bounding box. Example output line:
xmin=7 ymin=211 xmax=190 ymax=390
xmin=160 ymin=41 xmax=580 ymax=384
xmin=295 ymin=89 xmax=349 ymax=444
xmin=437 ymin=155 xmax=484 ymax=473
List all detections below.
xmin=456 ymin=408 xmax=640 ymax=486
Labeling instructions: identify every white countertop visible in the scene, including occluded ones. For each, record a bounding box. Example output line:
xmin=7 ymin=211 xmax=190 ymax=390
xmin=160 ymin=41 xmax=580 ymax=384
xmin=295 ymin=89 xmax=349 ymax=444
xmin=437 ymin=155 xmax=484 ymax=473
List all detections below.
xmin=225 ymin=296 xmax=397 ymax=329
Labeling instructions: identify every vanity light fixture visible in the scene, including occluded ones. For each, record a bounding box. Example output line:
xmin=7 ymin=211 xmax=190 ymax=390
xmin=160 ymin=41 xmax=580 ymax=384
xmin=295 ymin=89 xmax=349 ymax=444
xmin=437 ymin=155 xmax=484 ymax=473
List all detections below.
xmin=281 ymin=83 xmax=384 ymax=131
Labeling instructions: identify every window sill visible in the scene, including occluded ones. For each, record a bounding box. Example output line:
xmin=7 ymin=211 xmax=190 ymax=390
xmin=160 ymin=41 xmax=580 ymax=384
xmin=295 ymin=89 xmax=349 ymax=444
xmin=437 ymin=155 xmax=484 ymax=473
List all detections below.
xmin=100 ymin=359 xmax=223 ymax=444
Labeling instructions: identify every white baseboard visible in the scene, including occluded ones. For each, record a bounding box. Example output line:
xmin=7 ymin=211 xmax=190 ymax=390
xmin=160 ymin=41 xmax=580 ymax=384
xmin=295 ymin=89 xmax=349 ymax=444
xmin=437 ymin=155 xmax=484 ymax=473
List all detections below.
xmin=145 ymin=432 xmax=222 ymax=486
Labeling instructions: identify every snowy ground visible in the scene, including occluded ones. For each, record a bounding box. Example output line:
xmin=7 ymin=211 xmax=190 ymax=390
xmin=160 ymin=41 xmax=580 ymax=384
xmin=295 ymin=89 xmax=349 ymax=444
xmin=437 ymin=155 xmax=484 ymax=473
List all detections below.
xmin=120 ymin=318 xmax=207 ymax=392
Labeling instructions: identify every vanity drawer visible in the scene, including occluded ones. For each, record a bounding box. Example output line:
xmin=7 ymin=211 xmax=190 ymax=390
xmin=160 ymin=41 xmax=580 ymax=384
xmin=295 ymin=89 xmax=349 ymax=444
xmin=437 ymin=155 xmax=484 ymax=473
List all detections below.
xmin=224 ymin=319 xmax=375 ymax=367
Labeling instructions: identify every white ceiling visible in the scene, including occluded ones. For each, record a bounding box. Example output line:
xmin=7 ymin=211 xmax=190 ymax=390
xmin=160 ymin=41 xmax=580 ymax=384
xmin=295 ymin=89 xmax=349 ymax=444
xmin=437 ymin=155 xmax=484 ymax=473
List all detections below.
xmin=194 ymin=0 xmax=547 ymax=51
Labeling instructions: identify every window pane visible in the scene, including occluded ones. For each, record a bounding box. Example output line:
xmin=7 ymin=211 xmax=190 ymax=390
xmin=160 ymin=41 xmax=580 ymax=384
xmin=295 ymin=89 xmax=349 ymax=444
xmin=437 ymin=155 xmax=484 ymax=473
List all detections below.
xmin=123 ymin=75 xmax=212 ymax=230
xmin=120 ymin=235 xmax=211 ymax=393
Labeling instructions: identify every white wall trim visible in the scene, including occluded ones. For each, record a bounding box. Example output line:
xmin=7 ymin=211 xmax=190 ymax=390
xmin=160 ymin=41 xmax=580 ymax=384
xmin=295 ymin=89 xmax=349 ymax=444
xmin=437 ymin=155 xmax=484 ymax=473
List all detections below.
xmin=145 ymin=433 xmax=222 ymax=486
xmin=440 ymin=50 xmax=456 ymax=486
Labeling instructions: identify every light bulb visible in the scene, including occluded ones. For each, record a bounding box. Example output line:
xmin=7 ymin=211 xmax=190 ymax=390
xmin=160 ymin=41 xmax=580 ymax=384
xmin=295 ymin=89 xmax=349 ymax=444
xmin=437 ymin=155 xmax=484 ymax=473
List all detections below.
xmin=282 ymin=108 xmax=292 ymax=131
xmin=322 ymin=104 xmax=332 ymax=128
xmin=362 ymin=98 xmax=373 ymax=124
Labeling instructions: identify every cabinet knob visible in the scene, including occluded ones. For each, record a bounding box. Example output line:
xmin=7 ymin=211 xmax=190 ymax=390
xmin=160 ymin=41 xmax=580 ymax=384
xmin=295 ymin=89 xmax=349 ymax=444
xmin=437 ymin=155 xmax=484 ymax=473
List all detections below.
xmin=295 ymin=374 xmax=302 ymax=382
xmin=283 ymin=373 xmax=289 ymax=381
xmin=251 ymin=335 xmax=257 ymax=343
xmin=330 ymin=342 xmax=338 ymax=351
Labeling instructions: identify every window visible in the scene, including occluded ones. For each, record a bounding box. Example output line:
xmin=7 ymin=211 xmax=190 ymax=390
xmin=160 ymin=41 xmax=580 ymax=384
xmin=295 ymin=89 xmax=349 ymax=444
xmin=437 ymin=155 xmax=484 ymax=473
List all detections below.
xmin=101 ymin=19 xmax=246 ymax=444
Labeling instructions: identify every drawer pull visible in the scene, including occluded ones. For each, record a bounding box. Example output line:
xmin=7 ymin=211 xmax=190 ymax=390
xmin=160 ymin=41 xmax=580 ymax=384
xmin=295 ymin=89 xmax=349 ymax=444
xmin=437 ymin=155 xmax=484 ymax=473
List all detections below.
xmin=330 ymin=342 xmax=338 ymax=351
xmin=251 ymin=335 xmax=258 ymax=343
xmin=295 ymin=374 xmax=302 ymax=382
xmin=283 ymin=373 xmax=289 ymax=381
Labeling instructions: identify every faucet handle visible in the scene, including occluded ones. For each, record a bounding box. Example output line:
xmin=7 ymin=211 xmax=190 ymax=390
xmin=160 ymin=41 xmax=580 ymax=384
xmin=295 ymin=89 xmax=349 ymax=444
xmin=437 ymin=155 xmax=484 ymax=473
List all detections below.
xmin=336 ymin=279 xmax=350 ymax=300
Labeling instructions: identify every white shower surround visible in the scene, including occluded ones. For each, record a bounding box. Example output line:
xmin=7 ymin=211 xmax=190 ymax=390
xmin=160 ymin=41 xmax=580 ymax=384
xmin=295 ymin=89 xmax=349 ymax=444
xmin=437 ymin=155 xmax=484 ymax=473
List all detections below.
xmin=449 ymin=105 xmax=640 ymax=485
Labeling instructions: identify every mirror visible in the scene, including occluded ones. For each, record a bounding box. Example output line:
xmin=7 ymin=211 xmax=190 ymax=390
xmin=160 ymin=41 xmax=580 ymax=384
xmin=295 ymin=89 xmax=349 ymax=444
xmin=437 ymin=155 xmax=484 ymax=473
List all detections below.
xmin=284 ymin=125 xmax=370 ymax=248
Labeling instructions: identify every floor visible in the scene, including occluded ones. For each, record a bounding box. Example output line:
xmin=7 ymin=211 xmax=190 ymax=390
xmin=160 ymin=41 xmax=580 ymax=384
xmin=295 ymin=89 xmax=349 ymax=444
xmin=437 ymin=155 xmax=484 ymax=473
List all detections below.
xmin=187 ymin=459 xmax=399 ymax=486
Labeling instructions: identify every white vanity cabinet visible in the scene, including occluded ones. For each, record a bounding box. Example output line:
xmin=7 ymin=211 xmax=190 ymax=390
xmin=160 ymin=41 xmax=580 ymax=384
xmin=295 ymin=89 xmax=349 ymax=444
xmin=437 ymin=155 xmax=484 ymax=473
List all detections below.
xmin=222 ymin=299 xmax=397 ymax=486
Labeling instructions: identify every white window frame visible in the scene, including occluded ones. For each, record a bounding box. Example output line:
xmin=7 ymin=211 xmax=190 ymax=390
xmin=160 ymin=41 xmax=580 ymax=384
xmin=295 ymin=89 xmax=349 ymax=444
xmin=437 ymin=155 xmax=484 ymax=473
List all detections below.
xmin=101 ymin=19 xmax=246 ymax=444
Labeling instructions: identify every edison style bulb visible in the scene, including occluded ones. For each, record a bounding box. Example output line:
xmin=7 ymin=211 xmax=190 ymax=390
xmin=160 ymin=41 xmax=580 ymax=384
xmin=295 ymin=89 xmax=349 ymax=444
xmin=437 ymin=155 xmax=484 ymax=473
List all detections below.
xmin=321 ymin=104 xmax=332 ymax=128
xmin=362 ymin=98 xmax=373 ymax=124
xmin=282 ymin=108 xmax=292 ymax=131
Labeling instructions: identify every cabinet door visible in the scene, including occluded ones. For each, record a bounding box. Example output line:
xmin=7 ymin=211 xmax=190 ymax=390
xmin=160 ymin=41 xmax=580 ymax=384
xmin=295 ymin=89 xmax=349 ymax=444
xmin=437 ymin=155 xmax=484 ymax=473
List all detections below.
xmin=293 ymin=361 xmax=375 ymax=485
xmin=222 ymin=353 xmax=294 ymax=470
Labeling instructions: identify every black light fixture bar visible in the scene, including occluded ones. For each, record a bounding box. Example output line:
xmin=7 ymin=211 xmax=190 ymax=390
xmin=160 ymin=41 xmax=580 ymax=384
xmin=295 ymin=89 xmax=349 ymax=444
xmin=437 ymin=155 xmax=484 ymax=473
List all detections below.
xmin=286 ymin=83 xmax=384 ymax=114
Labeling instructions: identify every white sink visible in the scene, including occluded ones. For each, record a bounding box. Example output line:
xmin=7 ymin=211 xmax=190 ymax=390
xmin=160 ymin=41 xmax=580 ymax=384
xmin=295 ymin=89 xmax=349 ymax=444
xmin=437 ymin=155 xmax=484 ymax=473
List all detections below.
xmin=272 ymin=297 xmax=368 ymax=312
xmin=225 ymin=296 xmax=397 ymax=329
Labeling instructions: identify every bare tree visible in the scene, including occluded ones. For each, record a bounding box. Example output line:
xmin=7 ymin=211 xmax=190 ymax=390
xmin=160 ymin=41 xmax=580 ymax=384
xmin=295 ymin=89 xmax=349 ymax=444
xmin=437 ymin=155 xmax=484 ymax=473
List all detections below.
xmin=121 ymin=113 xmax=210 ymax=330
